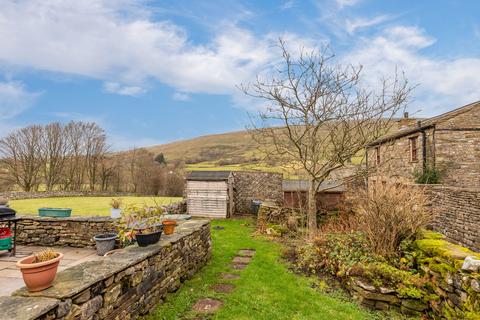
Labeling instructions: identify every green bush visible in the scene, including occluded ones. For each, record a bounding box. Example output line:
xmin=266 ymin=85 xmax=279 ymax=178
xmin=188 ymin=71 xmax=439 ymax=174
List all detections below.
xmin=413 ymin=166 xmax=443 ymax=184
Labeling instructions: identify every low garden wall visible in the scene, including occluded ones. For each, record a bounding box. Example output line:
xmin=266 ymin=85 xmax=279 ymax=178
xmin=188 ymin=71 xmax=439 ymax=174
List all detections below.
xmin=2 ymin=220 xmax=211 ymax=320
xmin=16 ymin=216 xmax=117 ymax=247
xmin=347 ymin=232 xmax=480 ymax=318
xmin=0 ymin=191 xmax=136 ymax=200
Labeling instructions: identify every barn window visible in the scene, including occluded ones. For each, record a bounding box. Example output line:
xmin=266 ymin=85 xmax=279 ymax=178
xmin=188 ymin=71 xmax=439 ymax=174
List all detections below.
xmin=375 ymin=147 xmax=381 ymax=165
xmin=409 ymin=137 xmax=418 ymax=162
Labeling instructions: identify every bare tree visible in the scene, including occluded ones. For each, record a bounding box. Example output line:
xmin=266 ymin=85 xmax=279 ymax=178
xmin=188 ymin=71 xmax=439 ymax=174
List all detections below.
xmin=0 ymin=125 xmax=43 ymax=191
xmin=83 ymin=123 xmax=109 ymax=191
xmin=62 ymin=121 xmax=87 ymax=191
xmin=40 ymin=123 xmax=69 ymax=191
xmin=242 ymin=40 xmax=413 ymax=235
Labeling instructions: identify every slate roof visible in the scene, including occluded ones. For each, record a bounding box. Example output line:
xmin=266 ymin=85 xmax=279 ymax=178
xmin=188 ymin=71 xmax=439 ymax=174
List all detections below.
xmin=368 ymin=100 xmax=480 ymax=147
xmin=186 ymin=171 xmax=232 ymax=181
xmin=282 ymin=179 xmax=345 ymax=192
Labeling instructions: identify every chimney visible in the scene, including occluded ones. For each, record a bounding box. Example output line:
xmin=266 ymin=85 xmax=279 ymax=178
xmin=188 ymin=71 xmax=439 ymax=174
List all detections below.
xmin=398 ymin=111 xmax=411 ymax=130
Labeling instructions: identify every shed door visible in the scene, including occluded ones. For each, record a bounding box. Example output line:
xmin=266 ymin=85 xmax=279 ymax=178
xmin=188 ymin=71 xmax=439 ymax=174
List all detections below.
xmin=187 ymin=181 xmax=228 ymax=218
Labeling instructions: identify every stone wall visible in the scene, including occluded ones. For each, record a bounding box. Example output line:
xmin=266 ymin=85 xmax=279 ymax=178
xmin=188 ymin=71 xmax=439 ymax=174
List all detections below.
xmin=1 ymin=191 xmax=136 ymax=200
xmin=232 ymin=171 xmax=283 ymax=215
xmin=3 ymin=220 xmax=211 ymax=320
xmin=426 ymin=185 xmax=480 ymax=252
xmin=347 ymin=234 xmax=480 ymax=318
xmin=16 ymin=216 xmax=117 ymax=247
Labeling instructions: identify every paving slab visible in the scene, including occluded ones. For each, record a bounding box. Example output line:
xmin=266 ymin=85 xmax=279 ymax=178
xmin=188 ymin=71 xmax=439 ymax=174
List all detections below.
xmin=237 ymin=249 xmax=256 ymax=257
xmin=231 ymin=263 xmax=247 ymax=270
xmin=192 ymin=298 xmax=223 ymax=313
xmin=211 ymin=283 xmax=235 ymax=293
xmin=0 ymin=296 xmax=58 ymax=320
xmin=220 ymin=273 xmax=241 ymax=280
xmin=232 ymin=256 xmax=252 ymax=264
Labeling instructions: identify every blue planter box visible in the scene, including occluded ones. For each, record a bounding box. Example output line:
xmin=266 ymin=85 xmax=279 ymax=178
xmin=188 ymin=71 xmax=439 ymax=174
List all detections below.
xmin=38 ymin=208 xmax=72 ymax=217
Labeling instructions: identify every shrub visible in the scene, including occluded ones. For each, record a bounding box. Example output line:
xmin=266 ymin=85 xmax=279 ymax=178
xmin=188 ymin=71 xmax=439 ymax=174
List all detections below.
xmin=413 ymin=166 xmax=443 ymax=184
xmin=292 ymin=232 xmax=378 ymax=276
xmin=352 ymin=182 xmax=433 ymax=258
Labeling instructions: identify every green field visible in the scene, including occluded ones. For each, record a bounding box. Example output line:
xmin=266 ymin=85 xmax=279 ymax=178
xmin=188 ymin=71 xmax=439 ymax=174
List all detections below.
xmin=149 ymin=218 xmax=392 ymax=320
xmin=10 ymin=196 xmax=182 ymax=216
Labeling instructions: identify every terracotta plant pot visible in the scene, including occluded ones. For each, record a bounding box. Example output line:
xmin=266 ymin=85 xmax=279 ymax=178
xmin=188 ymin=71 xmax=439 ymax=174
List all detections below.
xmin=16 ymin=252 xmax=63 ymax=292
xmin=162 ymin=220 xmax=177 ymax=235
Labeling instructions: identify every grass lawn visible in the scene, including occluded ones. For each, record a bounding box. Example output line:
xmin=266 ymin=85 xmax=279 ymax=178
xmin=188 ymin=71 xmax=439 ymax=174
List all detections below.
xmin=10 ymin=196 xmax=182 ymax=216
xmin=149 ymin=219 xmax=385 ymax=320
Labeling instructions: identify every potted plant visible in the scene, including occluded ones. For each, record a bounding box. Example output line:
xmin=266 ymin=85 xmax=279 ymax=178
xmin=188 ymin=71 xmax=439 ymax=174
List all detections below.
xmin=162 ymin=219 xmax=177 ymax=235
xmin=118 ymin=204 xmax=164 ymax=247
xmin=38 ymin=208 xmax=72 ymax=217
xmin=16 ymin=249 xmax=63 ymax=292
xmin=110 ymin=198 xmax=122 ymax=219
xmin=93 ymin=232 xmax=118 ymax=256
xmin=0 ymin=197 xmax=9 ymax=208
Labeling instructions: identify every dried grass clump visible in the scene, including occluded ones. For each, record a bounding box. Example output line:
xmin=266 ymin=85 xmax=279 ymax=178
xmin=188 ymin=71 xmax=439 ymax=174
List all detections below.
xmin=352 ymin=182 xmax=434 ymax=258
xmin=110 ymin=198 xmax=122 ymax=209
xmin=0 ymin=197 xmax=9 ymax=205
xmin=32 ymin=249 xmax=59 ymax=263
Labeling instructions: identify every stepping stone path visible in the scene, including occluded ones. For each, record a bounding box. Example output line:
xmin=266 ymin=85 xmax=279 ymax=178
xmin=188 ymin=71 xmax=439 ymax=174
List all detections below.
xmin=191 ymin=249 xmax=256 ymax=316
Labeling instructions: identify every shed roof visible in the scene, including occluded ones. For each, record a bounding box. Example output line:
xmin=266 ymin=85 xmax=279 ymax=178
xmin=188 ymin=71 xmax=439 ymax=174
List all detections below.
xmin=282 ymin=179 xmax=345 ymax=192
xmin=186 ymin=171 xmax=232 ymax=181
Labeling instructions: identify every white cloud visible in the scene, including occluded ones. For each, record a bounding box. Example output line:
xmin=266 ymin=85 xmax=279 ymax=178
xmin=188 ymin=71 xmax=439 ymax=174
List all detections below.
xmin=0 ymin=81 xmax=40 ymax=119
xmin=345 ymin=15 xmax=390 ymax=34
xmin=280 ymin=0 xmax=295 ymax=10
xmin=103 ymin=82 xmax=146 ymax=96
xmin=335 ymin=0 xmax=361 ymax=9
xmin=0 ymin=0 xmax=276 ymax=98
xmin=344 ymin=26 xmax=480 ymax=115
xmin=172 ymin=92 xmax=191 ymax=101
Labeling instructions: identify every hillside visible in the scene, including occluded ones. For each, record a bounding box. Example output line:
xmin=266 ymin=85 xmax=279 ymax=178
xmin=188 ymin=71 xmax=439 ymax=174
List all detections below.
xmin=146 ymin=130 xmax=256 ymax=164
xmin=143 ymin=128 xmax=363 ymax=177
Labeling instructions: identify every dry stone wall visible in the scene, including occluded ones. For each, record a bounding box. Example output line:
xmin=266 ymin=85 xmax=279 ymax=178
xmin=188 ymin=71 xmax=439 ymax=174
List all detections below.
xmin=427 ymin=185 xmax=480 ymax=252
xmin=3 ymin=220 xmax=211 ymax=320
xmin=232 ymin=171 xmax=283 ymax=215
xmin=1 ymin=191 xmax=136 ymax=200
xmin=16 ymin=216 xmax=117 ymax=247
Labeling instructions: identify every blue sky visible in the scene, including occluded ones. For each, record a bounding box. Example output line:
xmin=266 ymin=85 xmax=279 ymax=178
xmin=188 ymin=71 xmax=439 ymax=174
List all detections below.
xmin=0 ymin=0 xmax=479 ymax=150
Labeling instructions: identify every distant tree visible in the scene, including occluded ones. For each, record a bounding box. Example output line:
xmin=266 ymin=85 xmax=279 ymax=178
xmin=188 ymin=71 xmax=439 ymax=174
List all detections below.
xmin=0 ymin=125 xmax=43 ymax=191
xmin=242 ymin=40 xmax=413 ymax=236
xmin=154 ymin=153 xmax=166 ymax=165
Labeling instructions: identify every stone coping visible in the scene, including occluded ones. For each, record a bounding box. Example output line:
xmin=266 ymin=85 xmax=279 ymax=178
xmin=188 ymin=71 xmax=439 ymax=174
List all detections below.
xmin=14 ymin=219 xmax=209 ymax=300
xmin=0 ymin=296 xmax=59 ymax=320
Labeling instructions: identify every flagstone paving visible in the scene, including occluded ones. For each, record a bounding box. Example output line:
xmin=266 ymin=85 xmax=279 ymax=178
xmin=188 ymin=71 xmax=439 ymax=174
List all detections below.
xmin=0 ymin=245 xmax=99 ymax=297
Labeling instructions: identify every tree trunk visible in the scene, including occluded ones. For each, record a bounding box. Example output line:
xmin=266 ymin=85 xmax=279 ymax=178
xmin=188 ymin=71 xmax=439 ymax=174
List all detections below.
xmin=308 ymin=179 xmax=317 ymax=236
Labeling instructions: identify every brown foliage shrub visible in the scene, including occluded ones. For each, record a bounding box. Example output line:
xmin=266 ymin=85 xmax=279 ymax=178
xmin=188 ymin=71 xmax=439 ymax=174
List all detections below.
xmin=351 ymin=182 xmax=433 ymax=258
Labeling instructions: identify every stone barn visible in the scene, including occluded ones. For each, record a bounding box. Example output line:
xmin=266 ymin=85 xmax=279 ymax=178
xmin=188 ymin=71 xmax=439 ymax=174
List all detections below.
xmin=186 ymin=171 xmax=234 ymax=218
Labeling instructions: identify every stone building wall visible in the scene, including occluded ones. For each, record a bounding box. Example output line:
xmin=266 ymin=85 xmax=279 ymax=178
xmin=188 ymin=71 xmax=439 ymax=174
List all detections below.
xmin=3 ymin=220 xmax=211 ymax=320
xmin=232 ymin=171 xmax=283 ymax=215
xmin=16 ymin=216 xmax=117 ymax=247
xmin=367 ymin=102 xmax=480 ymax=188
xmin=366 ymin=128 xmax=434 ymax=185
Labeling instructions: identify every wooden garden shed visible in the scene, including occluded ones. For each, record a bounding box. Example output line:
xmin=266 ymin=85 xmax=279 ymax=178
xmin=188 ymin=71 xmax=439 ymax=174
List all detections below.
xmin=186 ymin=171 xmax=234 ymax=218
